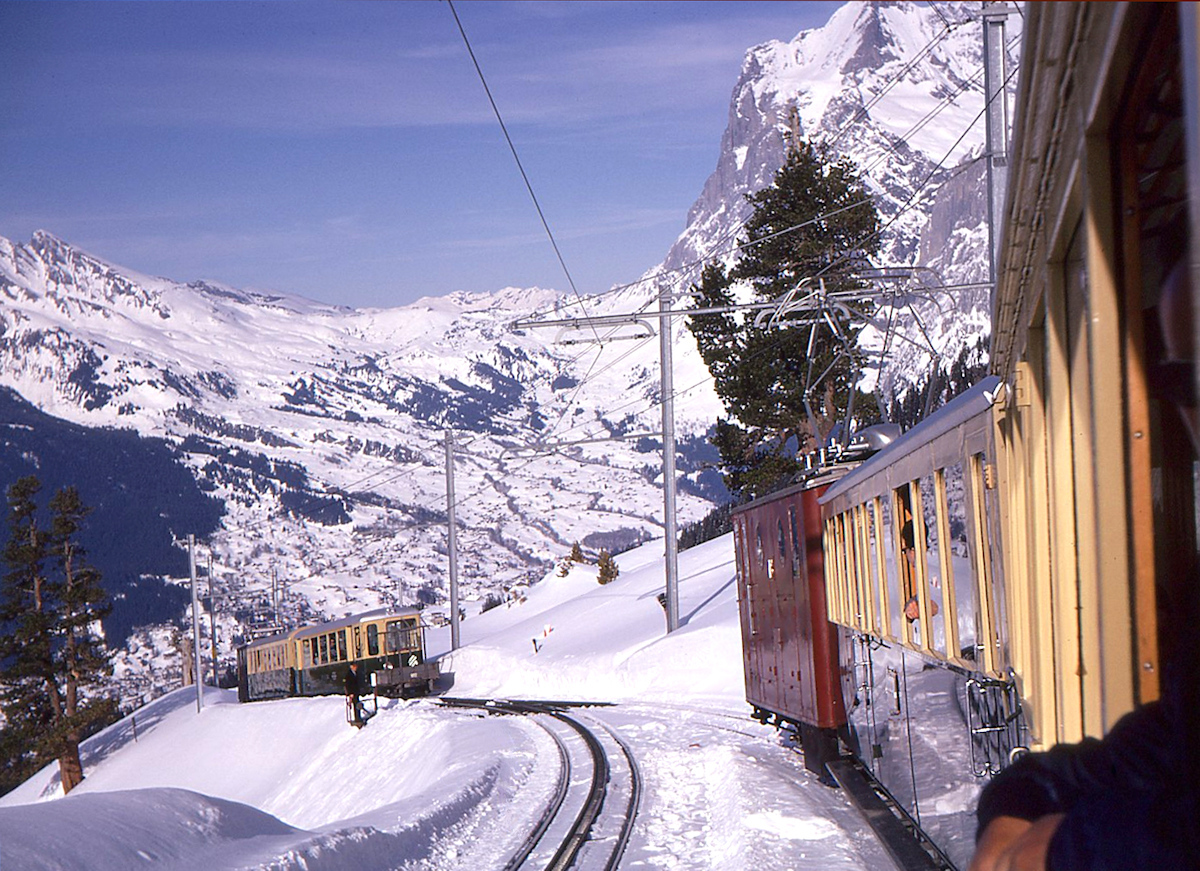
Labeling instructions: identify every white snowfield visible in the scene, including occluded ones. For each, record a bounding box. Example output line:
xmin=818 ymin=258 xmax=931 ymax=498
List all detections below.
xmin=0 ymin=535 xmax=898 ymax=870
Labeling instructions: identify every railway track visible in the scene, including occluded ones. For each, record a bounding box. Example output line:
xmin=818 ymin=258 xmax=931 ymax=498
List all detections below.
xmin=439 ymin=698 xmax=641 ymax=871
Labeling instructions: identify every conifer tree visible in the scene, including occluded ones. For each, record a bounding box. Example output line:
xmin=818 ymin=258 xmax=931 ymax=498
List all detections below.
xmin=688 ymin=139 xmax=881 ymax=499
xmin=0 ymin=477 xmax=114 ymax=795
xmin=569 ymin=541 xmax=584 ymax=564
xmin=596 ymin=550 xmax=619 ymax=585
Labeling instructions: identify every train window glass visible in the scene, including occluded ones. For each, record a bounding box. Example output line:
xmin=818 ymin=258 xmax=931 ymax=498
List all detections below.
xmin=367 ymin=624 xmax=380 ymax=656
xmin=319 ymin=635 xmax=328 ymax=664
xmin=920 ymin=472 xmax=948 ymax=657
xmin=755 ymin=524 xmax=765 ymax=568
xmin=847 ymin=510 xmax=863 ymax=629
xmin=842 ymin=510 xmax=856 ymax=628
xmin=845 ymin=509 xmax=860 ymax=629
xmin=310 ymin=638 xmax=318 ymax=666
xmin=894 ymin=483 xmax=919 ymax=646
xmin=839 ymin=513 xmax=855 ymax=627
xmin=867 ymin=498 xmax=885 ymax=636
xmin=789 ymin=506 xmax=800 ymax=574
xmin=836 ymin=513 xmax=853 ymax=627
xmin=879 ymin=492 xmax=900 ymax=640
xmin=734 ymin=518 xmax=747 ymax=585
xmin=385 ymin=621 xmax=409 ymax=654
xmin=861 ymin=502 xmax=881 ymax=635
xmin=969 ymin=452 xmax=999 ymax=674
xmin=854 ymin=504 xmax=873 ymax=631
xmin=824 ymin=518 xmax=843 ymax=625
xmin=337 ymin=631 xmax=347 ymax=661
xmin=942 ymin=462 xmax=975 ymax=661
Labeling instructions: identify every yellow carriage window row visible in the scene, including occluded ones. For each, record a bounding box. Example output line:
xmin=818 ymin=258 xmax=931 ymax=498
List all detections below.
xmin=825 ymin=466 xmax=997 ymax=673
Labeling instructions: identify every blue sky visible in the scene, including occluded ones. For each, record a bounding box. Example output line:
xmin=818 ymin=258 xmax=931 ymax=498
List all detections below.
xmin=0 ymin=1 xmax=841 ymax=309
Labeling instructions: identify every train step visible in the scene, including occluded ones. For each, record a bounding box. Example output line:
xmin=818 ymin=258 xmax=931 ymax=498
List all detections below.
xmin=826 ymin=757 xmax=956 ymax=871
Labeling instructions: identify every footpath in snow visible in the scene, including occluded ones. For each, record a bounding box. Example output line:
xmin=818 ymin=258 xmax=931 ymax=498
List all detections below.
xmin=0 ymin=534 xmax=896 ymax=870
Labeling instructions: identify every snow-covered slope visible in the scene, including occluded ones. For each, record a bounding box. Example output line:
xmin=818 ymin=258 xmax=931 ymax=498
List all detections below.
xmin=0 ymin=535 xmax=902 ymax=871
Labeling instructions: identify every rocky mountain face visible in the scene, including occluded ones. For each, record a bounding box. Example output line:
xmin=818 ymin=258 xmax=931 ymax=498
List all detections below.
xmin=0 ymin=1 xmax=1018 ymax=704
xmin=1 ymin=230 xmax=728 ymax=699
xmin=658 ymin=0 xmax=1019 ymax=403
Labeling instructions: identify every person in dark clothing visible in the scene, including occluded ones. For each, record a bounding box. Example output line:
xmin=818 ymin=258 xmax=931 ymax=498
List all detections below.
xmin=970 ymin=263 xmax=1200 ymax=870
xmin=345 ymin=662 xmax=363 ymax=728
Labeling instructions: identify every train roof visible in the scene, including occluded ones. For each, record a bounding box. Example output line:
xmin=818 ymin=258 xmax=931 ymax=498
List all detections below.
xmin=819 ymin=375 xmax=1002 ymax=506
xmin=240 ymin=607 xmax=423 ymax=650
xmin=291 ymin=607 xmax=423 ymax=639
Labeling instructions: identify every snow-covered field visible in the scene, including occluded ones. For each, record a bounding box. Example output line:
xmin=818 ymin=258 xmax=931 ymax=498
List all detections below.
xmin=0 ymin=534 xmax=897 ymax=870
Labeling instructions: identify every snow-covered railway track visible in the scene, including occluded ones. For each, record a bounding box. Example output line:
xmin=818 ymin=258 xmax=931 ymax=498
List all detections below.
xmin=439 ymin=698 xmax=640 ymax=871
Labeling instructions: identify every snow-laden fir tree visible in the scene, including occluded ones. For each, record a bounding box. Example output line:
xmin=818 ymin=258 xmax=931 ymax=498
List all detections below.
xmin=596 ymin=550 xmax=619 ymax=585
xmin=687 ymin=138 xmax=881 ymax=499
xmin=0 ymin=477 xmax=115 ymax=795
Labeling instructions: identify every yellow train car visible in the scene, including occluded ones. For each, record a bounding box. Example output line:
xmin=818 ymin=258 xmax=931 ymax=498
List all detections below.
xmin=237 ymin=607 xmax=438 ymax=702
xmin=990 ymin=1 xmax=1195 ymax=750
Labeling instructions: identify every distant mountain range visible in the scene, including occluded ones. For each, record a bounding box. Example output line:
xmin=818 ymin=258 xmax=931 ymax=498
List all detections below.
xmin=0 ymin=1 xmax=1017 ymax=702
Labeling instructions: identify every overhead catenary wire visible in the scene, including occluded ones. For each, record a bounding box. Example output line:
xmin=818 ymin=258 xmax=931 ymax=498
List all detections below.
xmin=446 ymin=0 xmax=601 ymax=346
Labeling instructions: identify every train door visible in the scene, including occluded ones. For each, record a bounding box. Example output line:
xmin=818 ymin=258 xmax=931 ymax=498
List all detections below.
xmin=236 ymin=646 xmax=250 ymax=703
xmin=1116 ymin=6 xmax=1196 ymax=706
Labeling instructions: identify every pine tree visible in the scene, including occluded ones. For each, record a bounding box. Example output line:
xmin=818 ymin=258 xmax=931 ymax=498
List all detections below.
xmin=596 ymin=550 xmax=619 ymax=585
xmin=0 ymin=477 xmax=114 ymax=795
xmin=688 ymin=139 xmax=881 ymax=499
xmin=569 ymin=541 xmax=584 ymax=563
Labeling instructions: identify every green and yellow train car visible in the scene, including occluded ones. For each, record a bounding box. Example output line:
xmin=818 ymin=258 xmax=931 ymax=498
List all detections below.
xmin=236 ymin=607 xmax=438 ymax=702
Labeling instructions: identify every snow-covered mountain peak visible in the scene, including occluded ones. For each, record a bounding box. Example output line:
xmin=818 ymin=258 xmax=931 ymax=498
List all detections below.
xmin=662 ymin=0 xmax=1002 ymax=279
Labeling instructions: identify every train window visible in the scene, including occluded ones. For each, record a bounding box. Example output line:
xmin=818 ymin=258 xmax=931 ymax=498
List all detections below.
xmin=894 ymin=483 xmax=919 ymax=646
xmin=319 ymin=635 xmax=328 ymax=664
xmin=847 ymin=509 xmax=863 ymax=629
xmin=789 ymin=506 xmax=800 ymax=574
xmin=941 ymin=462 xmax=976 ymax=662
xmin=777 ymin=518 xmax=787 ymax=564
xmin=755 ymin=524 xmax=765 ymax=568
xmin=387 ymin=620 xmax=420 ymax=652
xmin=838 ymin=513 xmax=854 ymax=627
xmin=734 ymin=517 xmax=748 ymax=586
xmin=854 ymin=506 xmax=869 ymax=630
xmin=879 ymin=492 xmax=901 ymax=640
xmin=367 ymin=624 xmax=380 ymax=656
xmin=920 ymin=472 xmax=948 ymax=657
xmin=309 ymin=638 xmax=318 ymax=666
xmin=866 ymin=503 xmax=882 ymax=633
xmin=823 ymin=518 xmax=842 ymax=625
xmin=868 ymin=498 xmax=887 ymax=636
xmin=969 ymin=452 xmax=999 ymax=674
xmin=834 ymin=513 xmax=851 ymax=627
